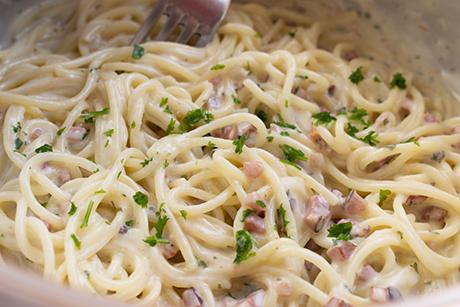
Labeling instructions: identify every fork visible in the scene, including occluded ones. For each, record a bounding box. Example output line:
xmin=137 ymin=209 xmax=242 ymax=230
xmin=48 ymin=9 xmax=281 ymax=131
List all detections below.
xmin=131 ymin=0 xmax=231 ymax=47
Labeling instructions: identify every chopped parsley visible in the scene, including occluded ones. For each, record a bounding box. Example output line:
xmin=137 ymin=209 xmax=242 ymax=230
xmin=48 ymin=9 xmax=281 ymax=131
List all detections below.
xmin=144 ymin=203 xmax=170 ymax=246
xmin=125 ymin=220 xmax=134 ymax=227
xmin=280 ymin=144 xmax=308 ymax=164
xmin=56 ymin=127 xmax=66 ymax=137
xmin=378 ymin=189 xmax=391 ymax=206
xmin=349 ymin=108 xmax=370 ymax=126
xmin=80 ymin=108 xmax=110 ymax=124
xmin=312 ymin=112 xmax=336 ymax=126
xmin=211 ymin=64 xmax=225 ymax=71
xmin=104 ymin=129 xmax=114 ymax=137
xmin=140 ymin=157 xmax=153 ymax=167
xmin=241 ymin=209 xmax=253 ymax=222
xmin=234 ymin=230 xmax=256 ymax=263
xmin=160 ymin=97 xmax=172 ymax=114
xmin=35 ymin=144 xmax=53 ymax=153
xmin=70 ymin=234 xmax=81 ymax=250
xmin=233 ymin=135 xmax=247 ymax=154
xmin=68 ymin=202 xmax=77 ymax=216
xmin=327 ymin=222 xmax=352 ymax=241
xmin=206 ymin=141 xmax=216 ymax=150
xmin=390 ymin=73 xmax=407 ymax=89
xmin=360 ymin=131 xmax=379 ymax=146
xmin=373 ymin=76 xmax=381 ymax=83
xmin=232 ymin=95 xmax=241 ymax=105
xmin=273 ymin=119 xmax=297 ymax=130
xmin=280 ymin=131 xmax=290 ymax=136
xmin=132 ymin=44 xmax=145 ymax=59
xmin=256 ymin=110 xmax=268 ymax=123
xmin=255 ymin=200 xmax=267 ymax=208
xmin=14 ymin=138 xmax=24 ymax=151
xmin=297 ymin=75 xmax=309 ymax=80
xmin=288 ymin=31 xmax=296 ymax=38
xmin=196 ymin=257 xmax=208 ymax=268
xmin=94 ymin=189 xmax=106 ymax=194
xmin=403 ymin=137 xmax=420 ymax=146
xmin=349 ymin=66 xmax=364 ymax=84
xmin=80 ymin=201 xmax=94 ymax=228
xmin=345 ymin=123 xmax=359 ymax=137
xmin=131 ymin=121 xmax=136 ymax=129
xmin=180 ymin=109 xmax=214 ymax=131
xmin=277 ymin=204 xmax=289 ymax=233
xmin=133 ymin=191 xmax=148 ymax=208
xmin=165 ymin=118 xmax=176 ymax=135
xmin=12 ymin=122 xmax=21 ymax=133
xmin=284 ymin=99 xmax=289 ymax=108
xmin=180 ymin=210 xmax=188 ymax=219
xmin=266 ymin=136 xmax=274 ymax=142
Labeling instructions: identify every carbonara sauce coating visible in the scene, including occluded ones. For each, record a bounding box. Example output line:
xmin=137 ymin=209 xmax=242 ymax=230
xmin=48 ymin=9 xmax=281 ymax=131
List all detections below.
xmin=0 ymin=1 xmax=460 ymax=306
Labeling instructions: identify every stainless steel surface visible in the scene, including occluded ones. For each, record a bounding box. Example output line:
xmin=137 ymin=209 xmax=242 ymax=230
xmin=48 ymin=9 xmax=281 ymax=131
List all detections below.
xmin=131 ymin=0 xmax=231 ymax=46
xmin=0 ymin=0 xmax=460 ymax=306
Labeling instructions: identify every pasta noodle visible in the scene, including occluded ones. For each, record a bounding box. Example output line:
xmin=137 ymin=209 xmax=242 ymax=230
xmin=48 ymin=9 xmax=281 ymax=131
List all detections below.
xmin=0 ymin=0 xmax=459 ymax=306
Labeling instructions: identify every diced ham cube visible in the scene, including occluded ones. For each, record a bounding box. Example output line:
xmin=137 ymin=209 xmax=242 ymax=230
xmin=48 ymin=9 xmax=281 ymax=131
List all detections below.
xmin=369 ymin=287 xmax=402 ymax=303
xmin=244 ymin=214 xmax=265 ymax=234
xmin=342 ymin=191 xmax=367 ymax=215
xmin=327 ymin=241 xmax=356 ymax=262
xmin=405 ymin=195 xmax=427 ymax=206
xmin=235 ymin=290 xmax=265 ymax=307
xmin=420 ymin=206 xmax=448 ymax=222
xmin=424 ymin=112 xmax=438 ymax=123
xmin=304 ymin=195 xmax=331 ymax=232
xmin=211 ymin=122 xmax=257 ymax=146
xmin=159 ymin=242 xmax=179 ymax=259
xmin=246 ymin=192 xmax=265 ymax=215
xmin=356 ymin=264 xmax=378 ymax=282
xmin=30 ymin=128 xmax=43 ymax=141
xmin=324 ymin=297 xmax=352 ymax=307
xmin=66 ymin=126 xmax=87 ymax=144
xmin=276 ymin=279 xmax=292 ymax=296
xmin=182 ymin=288 xmax=203 ymax=307
xmin=243 ymin=161 xmax=264 ymax=179
xmin=41 ymin=163 xmax=71 ymax=187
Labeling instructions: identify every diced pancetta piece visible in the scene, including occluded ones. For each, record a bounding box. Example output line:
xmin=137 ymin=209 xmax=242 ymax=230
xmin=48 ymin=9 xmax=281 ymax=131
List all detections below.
xmin=342 ymin=191 xmax=367 ymax=215
xmin=420 ymin=206 xmax=448 ymax=222
xmin=324 ymin=297 xmax=352 ymax=307
xmin=327 ymin=241 xmax=356 ymax=262
xmin=159 ymin=242 xmax=179 ymax=259
xmin=243 ymin=161 xmax=264 ymax=179
xmin=182 ymin=288 xmax=203 ymax=307
xmin=207 ymin=96 xmax=222 ymax=110
xmin=41 ymin=163 xmax=71 ymax=187
xmin=366 ymin=154 xmax=399 ymax=172
xmin=405 ymin=195 xmax=427 ymax=206
xmin=66 ymin=126 xmax=87 ymax=144
xmin=424 ymin=112 xmax=438 ymax=123
xmin=235 ymin=290 xmax=265 ymax=307
xmin=369 ymin=287 xmax=402 ymax=303
xmin=244 ymin=214 xmax=265 ymax=234
xmin=211 ymin=122 xmax=257 ymax=146
xmin=356 ymin=264 xmax=378 ymax=282
xmin=276 ymin=278 xmax=292 ymax=296
xmin=245 ymin=192 xmax=265 ymax=215
xmin=343 ymin=50 xmax=359 ymax=61
xmin=30 ymin=128 xmax=43 ymax=141
xmin=304 ymin=195 xmax=331 ymax=232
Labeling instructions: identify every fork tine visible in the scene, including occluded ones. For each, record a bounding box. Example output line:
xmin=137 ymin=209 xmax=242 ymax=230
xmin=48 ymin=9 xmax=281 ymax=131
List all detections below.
xmin=131 ymin=0 xmax=168 ymax=45
xmin=176 ymin=20 xmax=198 ymax=44
xmin=155 ymin=12 xmax=184 ymax=42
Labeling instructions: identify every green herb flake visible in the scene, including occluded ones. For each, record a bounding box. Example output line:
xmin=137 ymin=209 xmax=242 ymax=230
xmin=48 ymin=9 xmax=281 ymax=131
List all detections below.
xmin=233 ymin=135 xmax=247 ymax=155
xmin=104 ymin=129 xmax=114 ymax=137
xmin=312 ymin=112 xmax=337 ymax=126
xmin=378 ymin=189 xmax=391 ymax=206
xmin=327 ymin=222 xmax=352 ymax=241
xmin=131 ymin=121 xmax=136 ymax=129
xmin=70 ymin=234 xmax=81 ymax=250
xmin=35 ymin=144 xmax=53 ymax=153
xmin=403 ymin=137 xmax=420 ymax=146
xmin=280 ymin=159 xmax=301 ymax=170
xmin=349 ymin=107 xmax=370 ymax=126
xmin=133 ymin=191 xmax=148 ymax=208
xmin=240 ymin=209 xmax=253 ymax=222
xmin=349 ymin=66 xmax=365 ymax=84
xmin=196 ymin=257 xmax=208 ymax=268
xmin=390 ymin=73 xmax=407 ymax=90
xmin=94 ymin=189 xmax=106 ymax=194
xmin=140 ymin=157 xmax=153 ymax=167
xmin=132 ymin=44 xmax=145 ymax=59
xmin=117 ymin=171 xmax=122 ymax=179
xmin=234 ymin=230 xmax=256 ymax=263
xmin=277 ymin=204 xmax=289 ymax=231
xmin=211 ymin=64 xmax=225 ymax=71
xmin=274 ymin=115 xmax=298 ymax=130
xmin=125 ymin=220 xmax=134 ymax=227
xmin=160 ymin=97 xmax=168 ymax=107
xmin=14 ymin=138 xmax=24 ymax=151
xmin=280 ymin=144 xmax=308 ymax=163
xmin=373 ymin=76 xmax=381 ymax=83
xmin=255 ymin=200 xmax=267 ymax=208
xmin=206 ymin=141 xmax=216 ymax=150
xmin=81 ymin=108 xmax=110 ymax=124
xmin=180 ymin=210 xmax=188 ymax=219
xmin=360 ymin=131 xmax=379 ymax=146
xmin=80 ymin=200 xmax=94 ymax=229
xmin=288 ymin=31 xmax=296 ymax=38
xmin=256 ymin=110 xmax=267 ymax=123
xmin=12 ymin=122 xmax=21 ymax=133
xmin=165 ymin=118 xmax=176 ymax=135
xmin=345 ymin=123 xmax=359 ymax=137
xmin=284 ymin=99 xmax=289 ymax=108
xmin=232 ymin=95 xmax=241 ymax=105
xmin=57 ymin=127 xmax=66 ymax=137
xmin=143 ymin=236 xmax=170 ymax=246
xmin=297 ymin=75 xmax=309 ymax=80
xmin=266 ymin=136 xmax=274 ymax=142
xmin=68 ymin=202 xmax=77 ymax=216
xmin=280 ymin=131 xmax=290 ymax=136
xmin=180 ymin=109 xmax=214 ymax=131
